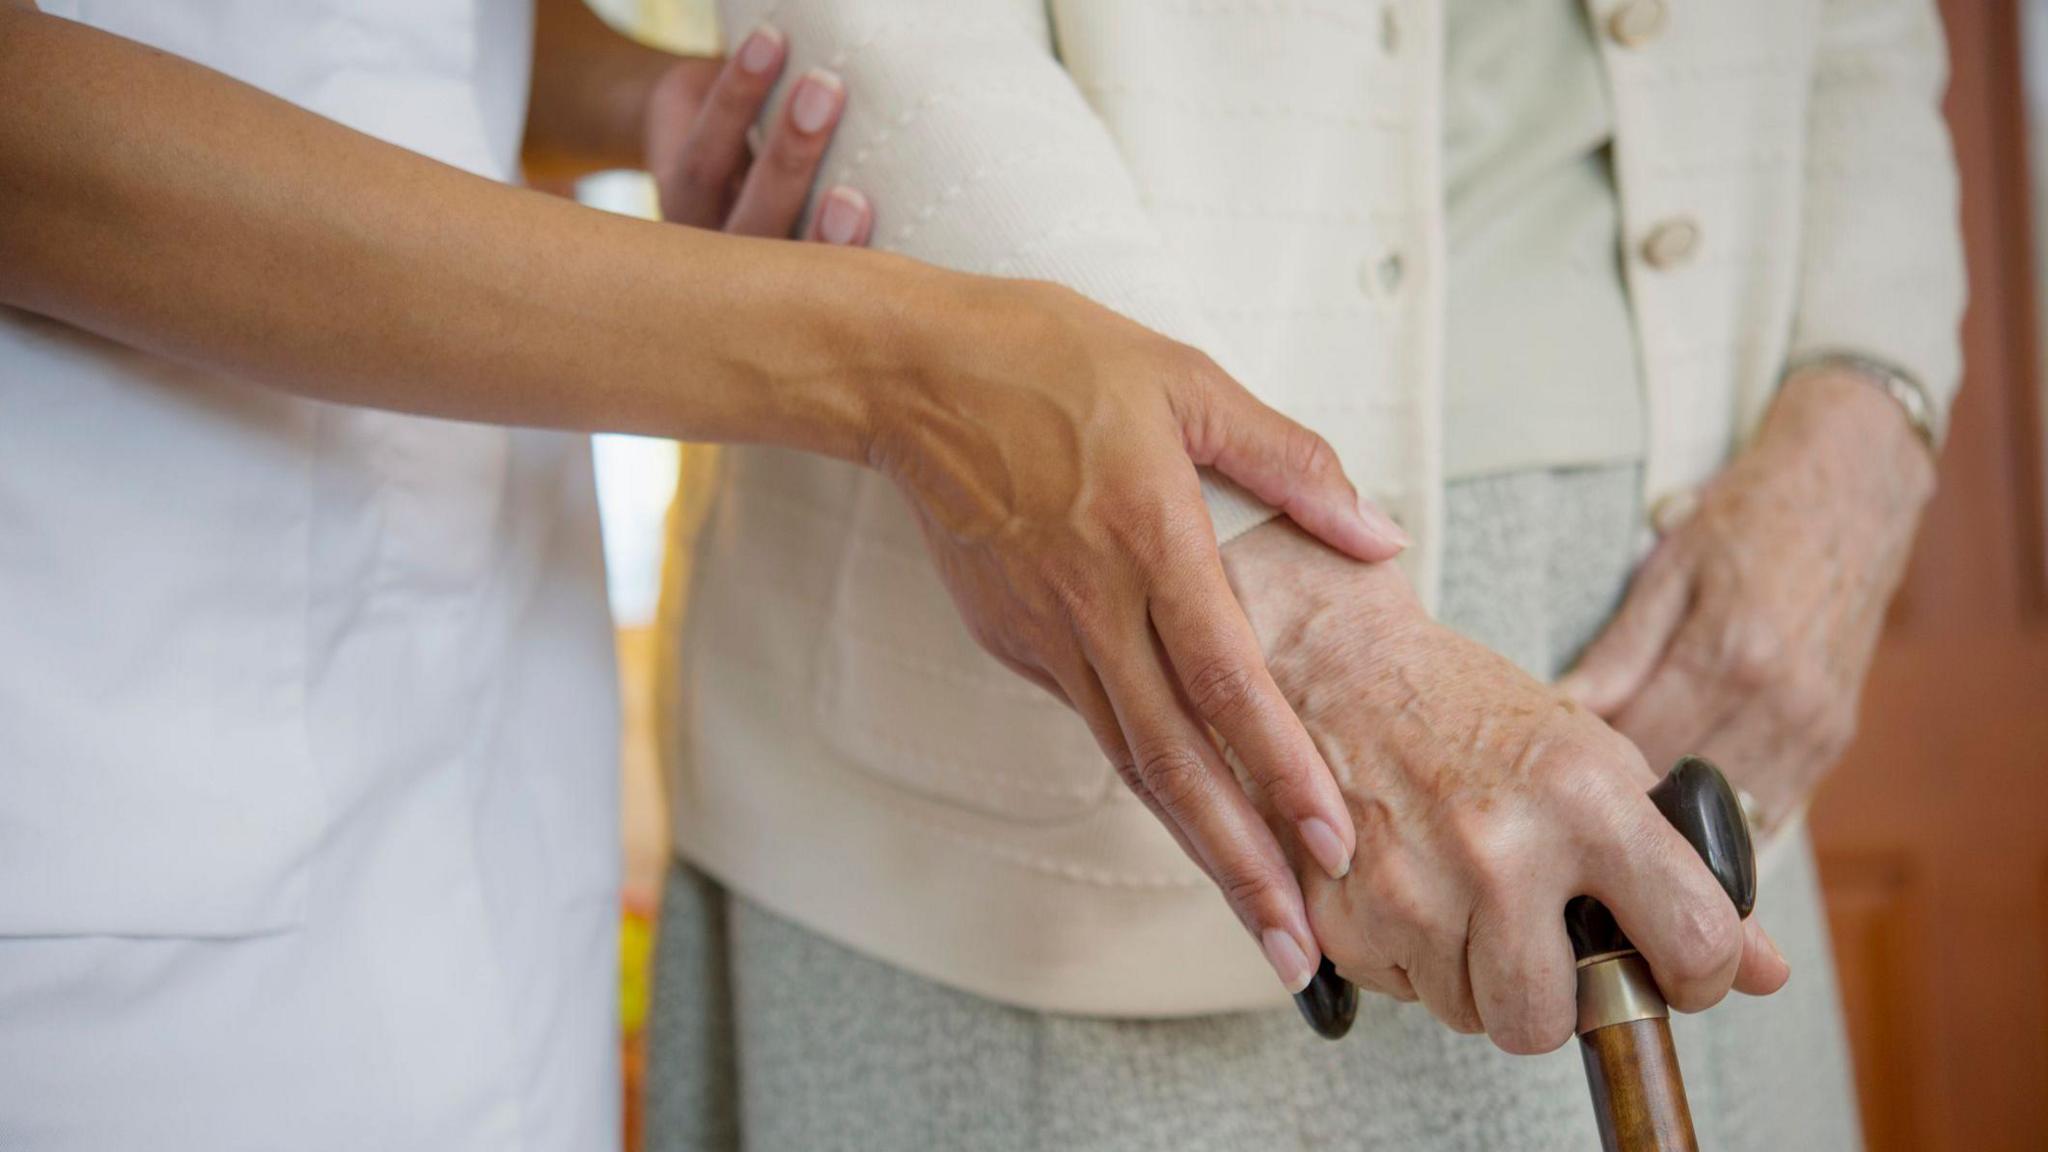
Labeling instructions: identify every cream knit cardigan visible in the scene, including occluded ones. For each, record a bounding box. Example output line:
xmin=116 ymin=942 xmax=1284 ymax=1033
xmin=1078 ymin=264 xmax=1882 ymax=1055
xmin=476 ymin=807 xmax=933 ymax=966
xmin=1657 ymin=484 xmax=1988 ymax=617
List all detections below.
xmin=669 ymin=0 xmax=1965 ymax=1017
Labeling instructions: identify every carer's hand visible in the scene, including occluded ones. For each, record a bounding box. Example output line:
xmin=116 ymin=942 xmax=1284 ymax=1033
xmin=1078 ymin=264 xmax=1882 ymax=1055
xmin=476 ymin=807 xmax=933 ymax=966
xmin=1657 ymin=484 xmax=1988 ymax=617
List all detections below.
xmin=872 ymin=274 xmax=1413 ymax=993
xmin=643 ymin=23 xmax=1413 ymax=995
xmin=1223 ymin=520 xmax=1789 ymax=1051
xmin=642 ymin=23 xmax=874 ymax=245
xmin=1560 ymin=369 xmax=1935 ymax=836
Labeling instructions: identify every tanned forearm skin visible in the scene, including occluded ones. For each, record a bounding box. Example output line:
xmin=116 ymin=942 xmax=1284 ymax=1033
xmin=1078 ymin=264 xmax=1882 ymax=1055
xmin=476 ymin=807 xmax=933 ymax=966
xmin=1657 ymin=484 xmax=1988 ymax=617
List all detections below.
xmin=0 ymin=1 xmax=1430 ymax=997
xmin=0 ymin=2 xmax=926 ymax=462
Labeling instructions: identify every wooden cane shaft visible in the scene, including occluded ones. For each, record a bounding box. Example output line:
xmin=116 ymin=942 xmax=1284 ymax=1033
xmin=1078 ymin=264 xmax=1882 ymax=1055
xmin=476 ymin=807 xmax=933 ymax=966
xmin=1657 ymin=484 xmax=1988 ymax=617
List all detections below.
xmin=1578 ymin=1017 xmax=1698 ymax=1152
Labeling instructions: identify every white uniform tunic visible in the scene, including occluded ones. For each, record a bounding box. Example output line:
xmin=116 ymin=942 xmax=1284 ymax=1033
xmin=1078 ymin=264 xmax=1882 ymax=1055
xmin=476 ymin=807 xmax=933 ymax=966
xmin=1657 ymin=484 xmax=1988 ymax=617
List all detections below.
xmin=0 ymin=3 xmax=622 ymax=1148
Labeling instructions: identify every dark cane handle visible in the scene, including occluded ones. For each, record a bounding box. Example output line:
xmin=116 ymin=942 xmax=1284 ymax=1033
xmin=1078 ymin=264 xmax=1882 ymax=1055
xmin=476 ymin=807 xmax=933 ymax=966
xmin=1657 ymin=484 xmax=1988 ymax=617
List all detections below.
xmin=1564 ymin=755 xmax=1757 ymax=961
xmin=1295 ymin=756 xmax=1757 ymax=1054
xmin=1569 ymin=756 xmax=1757 ymax=1152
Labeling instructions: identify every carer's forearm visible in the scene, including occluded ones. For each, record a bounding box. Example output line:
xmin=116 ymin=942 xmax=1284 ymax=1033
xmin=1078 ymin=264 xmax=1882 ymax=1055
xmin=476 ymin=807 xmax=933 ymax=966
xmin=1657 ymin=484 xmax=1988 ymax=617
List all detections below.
xmin=524 ymin=0 xmax=679 ymax=178
xmin=0 ymin=6 xmax=923 ymax=459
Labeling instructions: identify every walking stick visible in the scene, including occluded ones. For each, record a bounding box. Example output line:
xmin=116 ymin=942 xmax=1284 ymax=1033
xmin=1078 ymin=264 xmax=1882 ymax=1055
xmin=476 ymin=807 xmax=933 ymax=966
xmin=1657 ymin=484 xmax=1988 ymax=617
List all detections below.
xmin=1293 ymin=757 xmax=1758 ymax=1152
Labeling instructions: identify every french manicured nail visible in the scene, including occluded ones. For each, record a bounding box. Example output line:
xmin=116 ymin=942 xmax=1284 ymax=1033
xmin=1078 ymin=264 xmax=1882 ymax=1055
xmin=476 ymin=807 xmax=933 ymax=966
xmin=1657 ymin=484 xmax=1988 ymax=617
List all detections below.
xmin=817 ymin=186 xmax=868 ymax=245
xmin=789 ymin=68 xmax=844 ymax=135
xmin=736 ymin=24 xmax=785 ymax=75
xmin=1261 ymin=928 xmax=1315 ymax=994
xmin=1357 ymin=496 xmax=1412 ymax=549
xmin=1298 ymin=817 xmax=1351 ymax=880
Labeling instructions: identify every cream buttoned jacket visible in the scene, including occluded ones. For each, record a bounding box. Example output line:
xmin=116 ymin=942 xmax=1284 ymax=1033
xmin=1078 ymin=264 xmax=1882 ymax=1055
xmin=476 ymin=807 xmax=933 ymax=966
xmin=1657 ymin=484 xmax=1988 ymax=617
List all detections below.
xmin=669 ymin=0 xmax=1965 ymax=1017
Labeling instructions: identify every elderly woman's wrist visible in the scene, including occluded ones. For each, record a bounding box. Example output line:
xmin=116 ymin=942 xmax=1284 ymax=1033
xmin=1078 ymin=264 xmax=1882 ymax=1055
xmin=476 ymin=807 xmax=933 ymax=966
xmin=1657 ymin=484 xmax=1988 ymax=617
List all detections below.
xmin=1223 ymin=519 xmax=1423 ymax=659
xmin=1771 ymin=369 xmax=1938 ymax=504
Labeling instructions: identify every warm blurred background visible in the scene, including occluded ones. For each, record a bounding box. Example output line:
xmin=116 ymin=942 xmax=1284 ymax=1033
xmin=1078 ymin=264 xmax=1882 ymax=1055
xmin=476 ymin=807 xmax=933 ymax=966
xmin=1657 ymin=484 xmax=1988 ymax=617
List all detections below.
xmin=552 ymin=2 xmax=2048 ymax=1149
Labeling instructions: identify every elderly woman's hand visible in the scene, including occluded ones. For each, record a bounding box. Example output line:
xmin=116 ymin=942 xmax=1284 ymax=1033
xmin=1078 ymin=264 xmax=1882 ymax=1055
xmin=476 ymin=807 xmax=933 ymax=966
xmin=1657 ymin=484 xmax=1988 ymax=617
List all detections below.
xmin=866 ymin=275 xmax=1411 ymax=993
xmin=1560 ymin=369 xmax=1937 ymax=834
xmin=633 ymin=27 xmax=1410 ymax=992
xmin=1223 ymin=520 xmax=1788 ymax=1052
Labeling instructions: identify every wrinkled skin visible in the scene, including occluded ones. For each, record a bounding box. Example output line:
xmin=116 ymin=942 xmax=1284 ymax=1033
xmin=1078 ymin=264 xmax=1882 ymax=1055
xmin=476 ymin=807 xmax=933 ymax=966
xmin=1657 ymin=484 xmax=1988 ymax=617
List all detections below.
xmin=875 ymin=282 xmax=1411 ymax=991
xmin=638 ymin=25 xmax=1416 ymax=992
xmin=1562 ymin=369 xmax=1937 ymax=835
xmin=1224 ymin=522 xmax=1790 ymax=1055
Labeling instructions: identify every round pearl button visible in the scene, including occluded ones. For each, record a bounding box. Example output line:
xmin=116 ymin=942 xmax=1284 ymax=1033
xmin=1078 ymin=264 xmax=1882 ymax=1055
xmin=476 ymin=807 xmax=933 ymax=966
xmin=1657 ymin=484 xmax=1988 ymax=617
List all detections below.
xmin=1648 ymin=488 xmax=1698 ymax=534
xmin=1607 ymin=0 xmax=1669 ymax=48
xmin=1640 ymin=218 xmax=1701 ymax=270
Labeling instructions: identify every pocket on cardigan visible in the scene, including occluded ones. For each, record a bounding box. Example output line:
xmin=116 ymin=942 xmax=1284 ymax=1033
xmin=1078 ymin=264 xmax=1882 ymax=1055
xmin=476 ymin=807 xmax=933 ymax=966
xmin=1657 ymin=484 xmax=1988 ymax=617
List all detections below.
xmin=812 ymin=476 xmax=1117 ymax=824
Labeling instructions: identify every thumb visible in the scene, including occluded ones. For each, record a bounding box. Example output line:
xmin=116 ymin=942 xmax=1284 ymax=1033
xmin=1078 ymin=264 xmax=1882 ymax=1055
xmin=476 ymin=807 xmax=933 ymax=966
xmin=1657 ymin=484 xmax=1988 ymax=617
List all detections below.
xmin=1733 ymin=918 xmax=1791 ymax=997
xmin=1558 ymin=544 xmax=1692 ymax=715
xmin=1189 ymin=376 xmax=1409 ymax=563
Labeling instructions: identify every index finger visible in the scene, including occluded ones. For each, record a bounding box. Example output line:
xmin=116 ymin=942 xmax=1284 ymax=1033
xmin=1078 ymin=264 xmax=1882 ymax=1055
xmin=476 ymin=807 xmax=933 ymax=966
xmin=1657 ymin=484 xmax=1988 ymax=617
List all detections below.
xmin=1083 ymin=617 xmax=1321 ymax=994
xmin=655 ymin=25 xmax=787 ymax=228
xmin=725 ymin=68 xmax=849 ymax=238
xmin=1582 ymin=794 xmax=1747 ymax=1015
xmin=1558 ymin=541 xmax=1693 ymax=716
xmin=1147 ymin=545 xmax=1356 ymax=882
xmin=1610 ymin=610 xmax=1740 ymax=775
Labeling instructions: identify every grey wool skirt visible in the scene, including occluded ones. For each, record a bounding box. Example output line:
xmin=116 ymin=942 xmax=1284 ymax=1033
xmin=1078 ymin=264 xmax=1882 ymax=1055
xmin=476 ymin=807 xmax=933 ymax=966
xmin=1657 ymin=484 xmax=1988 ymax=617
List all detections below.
xmin=647 ymin=465 xmax=1863 ymax=1152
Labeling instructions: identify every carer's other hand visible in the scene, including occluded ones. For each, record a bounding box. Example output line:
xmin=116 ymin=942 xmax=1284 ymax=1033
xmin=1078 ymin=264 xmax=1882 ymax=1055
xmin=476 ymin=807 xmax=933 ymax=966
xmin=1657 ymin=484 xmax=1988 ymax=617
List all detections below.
xmin=1222 ymin=520 xmax=1789 ymax=1052
xmin=643 ymin=24 xmax=874 ymax=245
xmin=875 ymin=275 xmax=1413 ymax=994
xmin=1560 ymin=369 xmax=1935 ymax=836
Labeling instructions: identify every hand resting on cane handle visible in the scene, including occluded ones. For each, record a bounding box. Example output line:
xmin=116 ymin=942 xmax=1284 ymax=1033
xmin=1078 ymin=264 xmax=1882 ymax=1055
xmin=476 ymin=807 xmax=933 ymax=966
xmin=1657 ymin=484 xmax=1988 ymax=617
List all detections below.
xmin=1222 ymin=520 xmax=1791 ymax=1054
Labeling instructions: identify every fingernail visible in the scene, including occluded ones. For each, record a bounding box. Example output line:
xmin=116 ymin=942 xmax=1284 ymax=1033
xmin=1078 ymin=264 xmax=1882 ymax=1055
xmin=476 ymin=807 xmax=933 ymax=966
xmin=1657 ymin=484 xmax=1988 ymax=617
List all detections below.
xmin=1356 ymin=496 xmax=1412 ymax=550
xmin=736 ymin=24 xmax=785 ymax=75
xmin=1261 ymin=928 xmax=1315 ymax=994
xmin=789 ymin=68 xmax=844 ymax=135
xmin=1298 ymin=817 xmax=1351 ymax=880
xmin=817 ymin=186 xmax=868 ymax=245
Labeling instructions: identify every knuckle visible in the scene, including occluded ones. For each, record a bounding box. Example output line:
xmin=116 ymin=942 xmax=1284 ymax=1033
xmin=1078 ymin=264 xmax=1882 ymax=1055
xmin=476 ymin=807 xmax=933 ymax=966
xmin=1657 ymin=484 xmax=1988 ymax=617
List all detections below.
xmin=1364 ymin=864 xmax=1437 ymax=936
xmin=1046 ymin=565 xmax=1106 ymax=629
xmin=1213 ymin=861 xmax=1281 ymax=918
xmin=670 ymin=148 xmax=732 ymax=198
xmin=1281 ymin=422 xmax=1338 ymax=486
xmin=1555 ymin=734 xmax=1648 ymax=830
xmin=1445 ymin=809 xmax=1515 ymax=892
xmin=1666 ymin=900 xmax=1742 ymax=992
xmin=763 ymin=133 xmax=823 ymax=181
xmin=1184 ymin=657 xmax=1258 ymax=728
xmin=1160 ymin=344 xmax=1226 ymax=438
xmin=1726 ymin=616 xmax=1783 ymax=688
xmin=1464 ymin=847 xmax=1523 ymax=910
xmin=1169 ymin=343 xmax=1226 ymax=390
xmin=712 ymin=74 xmax=768 ymax=120
xmin=1133 ymin=743 xmax=1213 ymax=817
xmin=1111 ymin=756 xmax=1148 ymax=800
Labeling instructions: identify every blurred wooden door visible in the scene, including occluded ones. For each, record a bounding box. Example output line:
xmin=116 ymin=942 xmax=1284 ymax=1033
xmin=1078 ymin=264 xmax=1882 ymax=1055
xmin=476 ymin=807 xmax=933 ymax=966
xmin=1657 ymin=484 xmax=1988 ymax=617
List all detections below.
xmin=1809 ymin=1 xmax=2048 ymax=1148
